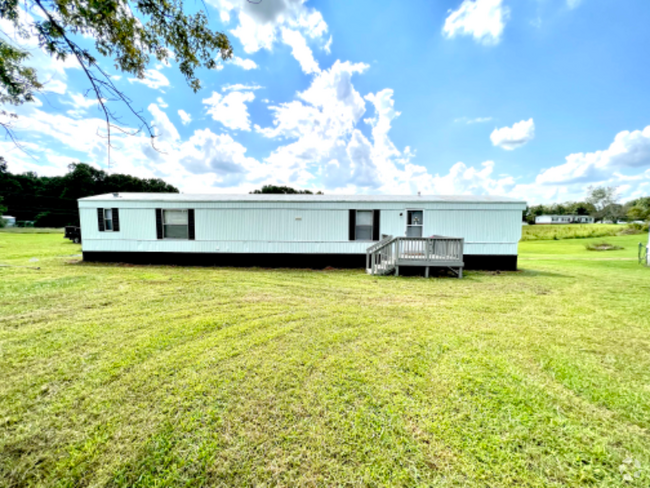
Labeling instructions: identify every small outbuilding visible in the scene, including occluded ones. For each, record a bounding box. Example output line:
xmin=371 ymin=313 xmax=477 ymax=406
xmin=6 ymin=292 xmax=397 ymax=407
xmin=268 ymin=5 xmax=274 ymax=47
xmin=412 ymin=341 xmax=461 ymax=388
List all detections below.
xmin=78 ymin=193 xmax=527 ymax=271
xmin=1 ymin=215 xmax=16 ymax=227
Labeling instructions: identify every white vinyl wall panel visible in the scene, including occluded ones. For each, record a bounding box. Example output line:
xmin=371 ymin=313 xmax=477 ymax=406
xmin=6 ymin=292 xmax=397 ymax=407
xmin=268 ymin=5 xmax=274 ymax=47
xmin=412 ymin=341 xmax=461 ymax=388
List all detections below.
xmin=195 ymin=209 xmax=348 ymax=241
xmin=81 ymin=203 xmax=525 ymax=255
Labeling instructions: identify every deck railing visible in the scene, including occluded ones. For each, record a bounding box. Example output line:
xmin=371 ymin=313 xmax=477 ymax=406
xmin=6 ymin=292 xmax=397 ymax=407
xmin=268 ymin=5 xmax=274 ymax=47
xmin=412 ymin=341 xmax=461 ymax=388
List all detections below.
xmin=366 ymin=236 xmax=464 ymax=277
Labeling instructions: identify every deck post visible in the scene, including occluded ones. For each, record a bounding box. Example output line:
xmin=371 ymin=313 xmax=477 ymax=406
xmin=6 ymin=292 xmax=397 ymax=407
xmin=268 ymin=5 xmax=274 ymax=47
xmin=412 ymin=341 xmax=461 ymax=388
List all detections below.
xmin=458 ymin=267 xmax=462 ymax=279
xmin=425 ymin=266 xmax=429 ymax=278
xmin=395 ymin=265 xmax=399 ymax=276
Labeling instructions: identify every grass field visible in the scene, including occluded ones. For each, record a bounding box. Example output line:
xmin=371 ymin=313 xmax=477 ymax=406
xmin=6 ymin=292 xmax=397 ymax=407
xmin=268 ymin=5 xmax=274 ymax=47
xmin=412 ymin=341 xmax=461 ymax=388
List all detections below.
xmin=521 ymin=223 xmax=645 ymax=241
xmin=1 ymin=231 xmax=650 ymax=487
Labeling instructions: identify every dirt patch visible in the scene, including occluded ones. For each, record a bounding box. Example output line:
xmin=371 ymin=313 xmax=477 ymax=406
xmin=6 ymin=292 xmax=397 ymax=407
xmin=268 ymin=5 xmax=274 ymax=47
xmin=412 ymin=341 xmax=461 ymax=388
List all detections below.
xmin=585 ymin=242 xmax=624 ymax=251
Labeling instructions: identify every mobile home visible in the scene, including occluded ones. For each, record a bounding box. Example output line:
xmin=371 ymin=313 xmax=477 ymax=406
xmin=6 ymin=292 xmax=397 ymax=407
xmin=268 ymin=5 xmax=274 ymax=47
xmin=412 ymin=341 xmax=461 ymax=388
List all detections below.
xmin=535 ymin=215 xmax=595 ymax=224
xmin=78 ymin=193 xmax=527 ymax=271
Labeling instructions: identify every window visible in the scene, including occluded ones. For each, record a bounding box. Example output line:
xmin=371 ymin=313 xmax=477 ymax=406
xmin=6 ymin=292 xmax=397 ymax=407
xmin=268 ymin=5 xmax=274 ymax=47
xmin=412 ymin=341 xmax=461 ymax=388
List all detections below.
xmin=98 ymin=208 xmax=120 ymax=232
xmin=406 ymin=210 xmax=423 ymax=237
xmin=355 ymin=210 xmax=374 ymax=240
xmin=103 ymin=209 xmax=113 ymax=231
xmin=163 ymin=210 xmax=189 ymax=239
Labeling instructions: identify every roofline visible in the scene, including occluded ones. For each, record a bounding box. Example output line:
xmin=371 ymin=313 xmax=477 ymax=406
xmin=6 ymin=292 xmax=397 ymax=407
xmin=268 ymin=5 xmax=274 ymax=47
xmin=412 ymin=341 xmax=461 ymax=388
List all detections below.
xmin=78 ymin=192 xmax=527 ymax=204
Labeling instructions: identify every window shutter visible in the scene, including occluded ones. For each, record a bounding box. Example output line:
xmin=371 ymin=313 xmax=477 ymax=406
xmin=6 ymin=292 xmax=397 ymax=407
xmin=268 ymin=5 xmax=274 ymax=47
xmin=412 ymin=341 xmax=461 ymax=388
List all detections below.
xmin=155 ymin=209 xmax=163 ymax=239
xmin=373 ymin=210 xmax=380 ymax=241
xmin=97 ymin=208 xmax=105 ymax=232
xmin=188 ymin=209 xmax=195 ymax=240
xmin=112 ymin=208 xmax=120 ymax=232
xmin=349 ymin=209 xmax=356 ymax=241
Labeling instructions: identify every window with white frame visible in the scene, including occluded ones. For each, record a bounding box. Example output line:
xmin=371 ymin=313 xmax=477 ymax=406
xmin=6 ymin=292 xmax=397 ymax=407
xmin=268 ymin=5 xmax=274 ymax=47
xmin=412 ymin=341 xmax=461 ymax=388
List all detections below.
xmin=163 ymin=209 xmax=189 ymax=239
xmin=355 ymin=210 xmax=374 ymax=241
xmin=406 ymin=210 xmax=423 ymax=237
xmin=104 ymin=208 xmax=114 ymax=231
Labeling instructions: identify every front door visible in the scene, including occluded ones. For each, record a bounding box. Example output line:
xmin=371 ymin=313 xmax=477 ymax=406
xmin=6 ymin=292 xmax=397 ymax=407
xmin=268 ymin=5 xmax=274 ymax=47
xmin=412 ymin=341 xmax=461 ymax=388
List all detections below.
xmin=406 ymin=210 xmax=423 ymax=237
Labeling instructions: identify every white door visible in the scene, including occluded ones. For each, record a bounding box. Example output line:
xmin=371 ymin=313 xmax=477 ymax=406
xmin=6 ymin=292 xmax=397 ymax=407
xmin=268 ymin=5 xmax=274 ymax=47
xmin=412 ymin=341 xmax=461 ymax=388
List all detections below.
xmin=406 ymin=210 xmax=423 ymax=237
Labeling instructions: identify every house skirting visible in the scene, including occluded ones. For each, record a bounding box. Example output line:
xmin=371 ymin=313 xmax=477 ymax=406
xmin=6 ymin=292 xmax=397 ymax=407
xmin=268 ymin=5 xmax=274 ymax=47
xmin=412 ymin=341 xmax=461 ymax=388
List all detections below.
xmin=82 ymin=251 xmax=518 ymax=271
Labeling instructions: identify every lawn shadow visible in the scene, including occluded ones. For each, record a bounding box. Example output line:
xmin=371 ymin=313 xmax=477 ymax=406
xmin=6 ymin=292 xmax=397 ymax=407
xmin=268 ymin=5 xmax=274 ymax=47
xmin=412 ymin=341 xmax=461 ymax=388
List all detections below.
xmin=515 ymin=268 xmax=570 ymax=278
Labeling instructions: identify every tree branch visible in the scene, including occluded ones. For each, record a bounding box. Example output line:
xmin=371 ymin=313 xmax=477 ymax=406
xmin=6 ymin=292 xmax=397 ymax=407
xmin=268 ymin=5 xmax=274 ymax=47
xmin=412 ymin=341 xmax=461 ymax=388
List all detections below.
xmin=31 ymin=0 xmax=158 ymax=170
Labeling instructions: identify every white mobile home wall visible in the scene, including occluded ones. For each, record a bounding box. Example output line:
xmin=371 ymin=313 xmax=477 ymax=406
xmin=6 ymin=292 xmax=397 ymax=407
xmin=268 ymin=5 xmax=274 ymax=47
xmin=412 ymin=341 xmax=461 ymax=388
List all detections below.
xmin=79 ymin=194 xmax=526 ymax=269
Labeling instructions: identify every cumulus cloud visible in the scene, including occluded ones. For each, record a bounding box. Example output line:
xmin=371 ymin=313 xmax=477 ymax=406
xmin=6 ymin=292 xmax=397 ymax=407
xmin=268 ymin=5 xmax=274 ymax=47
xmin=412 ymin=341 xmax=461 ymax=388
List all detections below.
xmin=203 ymin=90 xmax=256 ymax=131
xmin=490 ymin=118 xmax=535 ymax=150
xmin=536 ymin=125 xmax=650 ymax=185
xmin=231 ymin=56 xmax=258 ymax=70
xmin=281 ymin=28 xmax=320 ymax=74
xmin=128 ymin=69 xmax=170 ymax=90
xmin=178 ymin=109 xmax=192 ymax=125
xmin=148 ymin=104 xmax=180 ymax=144
xmin=443 ymin=0 xmax=510 ymax=46
xmin=179 ymin=130 xmax=264 ymax=186
xmin=256 ymin=61 xmax=370 ymax=185
xmin=207 ymin=0 xmax=328 ymax=74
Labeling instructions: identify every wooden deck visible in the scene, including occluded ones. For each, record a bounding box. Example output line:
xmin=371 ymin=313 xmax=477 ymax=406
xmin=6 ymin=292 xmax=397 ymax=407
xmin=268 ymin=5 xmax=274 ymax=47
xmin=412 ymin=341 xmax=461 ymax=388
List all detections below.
xmin=366 ymin=236 xmax=464 ymax=278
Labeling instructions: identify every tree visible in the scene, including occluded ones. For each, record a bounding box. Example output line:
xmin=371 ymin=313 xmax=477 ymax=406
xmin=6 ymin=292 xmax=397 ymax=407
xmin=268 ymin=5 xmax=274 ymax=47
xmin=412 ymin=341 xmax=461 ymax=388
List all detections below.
xmin=625 ymin=197 xmax=650 ymax=221
xmin=585 ymin=186 xmax=619 ymax=211
xmin=0 ymin=161 xmax=178 ymax=225
xmin=585 ymin=186 xmax=620 ymax=221
xmin=1 ymin=0 xmax=233 ymax=154
xmin=250 ymin=185 xmax=323 ymax=195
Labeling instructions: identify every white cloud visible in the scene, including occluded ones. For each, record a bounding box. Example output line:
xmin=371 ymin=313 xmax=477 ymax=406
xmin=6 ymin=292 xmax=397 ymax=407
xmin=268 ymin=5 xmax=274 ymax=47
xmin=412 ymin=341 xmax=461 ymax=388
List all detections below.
xmin=67 ymin=93 xmax=100 ymax=109
xmin=469 ymin=117 xmax=493 ymax=124
xmin=128 ymin=69 xmax=170 ymax=90
xmin=222 ymin=83 xmax=264 ymax=92
xmin=179 ymin=130 xmax=264 ymax=187
xmin=536 ymin=125 xmax=650 ymax=185
xmin=156 ymin=97 xmax=168 ymax=108
xmin=202 ymin=90 xmax=256 ymax=131
xmin=148 ymin=104 xmax=180 ymax=145
xmin=178 ymin=109 xmax=192 ymax=125
xmin=490 ymin=118 xmax=535 ymax=150
xmin=230 ymin=56 xmax=258 ymax=70
xmin=455 ymin=116 xmax=493 ymax=124
xmin=324 ymin=35 xmax=333 ymax=54
xmin=418 ymin=161 xmax=516 ymax=195
xmin=443 ymin=0 xmax=510 ymax=46
xmin=281 ymin=28 xmax=320 ymax=74
xmin=567 ymin=0 xmax=582 ymax=9
xmin=64 ymin=93 xmax=102 ymax=118
xmin=208 ymin=0 xmax=328 ymax=55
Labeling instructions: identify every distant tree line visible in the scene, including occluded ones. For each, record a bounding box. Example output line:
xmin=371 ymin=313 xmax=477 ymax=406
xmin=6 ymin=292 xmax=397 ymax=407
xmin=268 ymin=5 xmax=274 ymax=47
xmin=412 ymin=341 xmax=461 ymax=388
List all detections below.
xmin=250 ymin=185 xmax=323 ymax=195
xmin=0 ymin=159 xmax=178 ymax=227
xmin=523 ymin=186 xmax=650 ymax=224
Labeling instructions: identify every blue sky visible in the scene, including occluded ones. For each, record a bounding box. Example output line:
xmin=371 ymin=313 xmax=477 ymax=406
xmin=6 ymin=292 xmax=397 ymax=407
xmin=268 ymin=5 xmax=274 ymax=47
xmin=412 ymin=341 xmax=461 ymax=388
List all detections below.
xmin=3 ymin=0 xmax=650 ymax=203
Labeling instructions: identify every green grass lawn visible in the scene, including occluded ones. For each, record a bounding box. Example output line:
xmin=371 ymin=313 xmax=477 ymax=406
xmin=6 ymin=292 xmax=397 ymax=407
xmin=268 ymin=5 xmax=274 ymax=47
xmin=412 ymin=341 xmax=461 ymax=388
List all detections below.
xmin=1 ymin=232 xmax=649 ymax=487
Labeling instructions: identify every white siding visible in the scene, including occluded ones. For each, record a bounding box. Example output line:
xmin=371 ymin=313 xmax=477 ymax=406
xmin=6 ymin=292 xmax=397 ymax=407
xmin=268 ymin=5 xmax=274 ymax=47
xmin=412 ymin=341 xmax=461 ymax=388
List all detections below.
xmin=80 ymin=200 xmax=525 ymax=256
